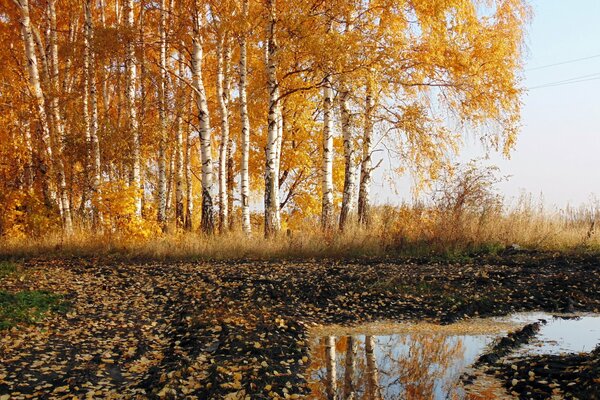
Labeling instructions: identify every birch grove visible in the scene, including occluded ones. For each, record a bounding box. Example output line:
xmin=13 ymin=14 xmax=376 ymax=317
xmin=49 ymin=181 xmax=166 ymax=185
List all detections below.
xmin=0 ymin=0 xmax=528 ymax=238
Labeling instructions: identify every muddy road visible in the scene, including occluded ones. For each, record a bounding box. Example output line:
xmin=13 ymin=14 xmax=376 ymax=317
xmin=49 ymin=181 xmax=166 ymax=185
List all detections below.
xmin=1 ymin=252 xmax=599 ymax=398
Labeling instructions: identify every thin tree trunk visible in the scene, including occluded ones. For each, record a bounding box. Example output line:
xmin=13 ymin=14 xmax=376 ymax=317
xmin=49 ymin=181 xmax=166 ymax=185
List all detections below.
xmin=239 ymin=0 xmax=251 ymax=234
xmin=22 ymin=119 xmax=34 ymax=190
xmin=325 ymin=336 xmax=337 ymax=400
xmin=264 ymin=0 xmax=281 ymax=237
xmin=321 ymin=73 xmax=334 ymax=231
xmin=358 ymin=76 xmax=375 ymax=226
xmin=84 ymin=0 xmax=103 ymax=228
xmin=227 ymin=135 xmax=234 ymax=230
xmin=342 ymin=336 xmax=356 ymax=399
xmin=165 ymin=145 xmax=175 ymax=217
xmin=138 ymin=3 xmax=147 ymax=214
xmin=365 ymin=336 xmax=381 ymax=400
xmin=16 ymin=0 xmax=54 ymax=210
xmin=47 ymin=0 xmax=73 ymax=234
xmin=157 ymin=0 xmax=168 ymax=230
xmin=184 ymin=92 xmax=194 ymax=231
xmin=216 ymin=33 xmax=231 ymax=233
xmin=191 ymin=9 xmax=215 ymax=234
xmin=226 ymin=39 xmax=234 ymax=231
xmin=125 ymin=0 xmax=142 ymax=217
xmin=339 ymin=80 xmax=356 ymax=232
xmin=174 ymin=50 xmax=185 ymax=229
xmin=82 ymin=1 xmax=92 ymax=220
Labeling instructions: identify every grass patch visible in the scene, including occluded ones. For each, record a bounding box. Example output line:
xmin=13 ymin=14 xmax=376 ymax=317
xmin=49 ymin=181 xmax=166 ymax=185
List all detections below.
xmin=369 ymin=278 xmax=438 ymax=295
xmin=0 ymin=290 xmax=68 ymax=330
xmin=0 ymin=261 xmax=17 ymax=279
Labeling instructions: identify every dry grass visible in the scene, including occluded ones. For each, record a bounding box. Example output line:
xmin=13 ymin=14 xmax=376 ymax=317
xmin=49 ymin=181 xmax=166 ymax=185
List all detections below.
xmin=1 ymin=198 xmax=599 ymax=262
xmin=1 ymin=164 xmax=598 ymax=261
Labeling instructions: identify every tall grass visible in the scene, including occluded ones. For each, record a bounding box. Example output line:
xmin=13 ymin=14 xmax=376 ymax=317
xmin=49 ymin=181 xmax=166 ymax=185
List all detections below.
xmin=1 ymin=163 xmax=598 ymax=261
xmin=0 ymin=198 xmax=598 ymax=261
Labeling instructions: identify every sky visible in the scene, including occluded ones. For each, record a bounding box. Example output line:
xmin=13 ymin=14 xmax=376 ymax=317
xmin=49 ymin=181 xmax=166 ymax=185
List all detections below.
xmin=372 ymin=0 xmax=600 ymax=209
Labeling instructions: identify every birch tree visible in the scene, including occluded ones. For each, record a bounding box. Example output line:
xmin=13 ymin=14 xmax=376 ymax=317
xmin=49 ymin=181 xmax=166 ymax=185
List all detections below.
xmin=239 ymin=0 xmax=251 ymax=234
xmin=324 ymin=336 xmax=337 ymax=400
xmin=47 ymin=0 xmax=73 ymax=234
xmin=338 ymin=76 xmax=356 ymax=232
xmin=264 ymin=0 xmax=281 ymax=237
xmin=157 ymin=0 xmax=168 ymax=230
xmin=125 ymin=0 xmax=142 ymax=217
xmin=184 ymin=93 xmax=194 ymax=231
xmin=216 ymin=32 xmax=232 ymax=233
xmin=174 ymin=50 xmax=185 ymax=229
xmin=343 ymin=336 xmax=356 ymax=399
xmin=84 ymin=0 xmax=103 ymax=228
xmin=321 ymin=73 xmax=334 ymax=231
xmin=191 ymin=6 xmax=216 ymax=234
xmin=365 ymin=335 xmax=382 ymax=400
xmin=357 ymin=74 xmax=376 ymax=226
xmin=14 ymin=0 xmax=53 ymax=208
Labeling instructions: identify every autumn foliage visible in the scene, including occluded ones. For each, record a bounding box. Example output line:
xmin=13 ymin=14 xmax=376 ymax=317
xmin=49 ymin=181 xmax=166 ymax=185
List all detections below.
xmin=0 ymin=0 xmax=530 ymax=240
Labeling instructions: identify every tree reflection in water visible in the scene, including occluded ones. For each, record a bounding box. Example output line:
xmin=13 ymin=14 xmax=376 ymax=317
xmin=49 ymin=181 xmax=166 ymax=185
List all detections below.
xmin=308 ymin=333 xmax=493 ymax=400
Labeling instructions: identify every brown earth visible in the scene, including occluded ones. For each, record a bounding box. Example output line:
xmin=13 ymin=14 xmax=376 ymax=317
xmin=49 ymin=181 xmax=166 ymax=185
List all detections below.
xmin=1 ymin=251 xmax=599 ymax=399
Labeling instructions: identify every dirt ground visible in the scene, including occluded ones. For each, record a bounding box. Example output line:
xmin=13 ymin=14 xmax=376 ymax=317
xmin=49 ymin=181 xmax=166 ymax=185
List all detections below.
xmin=1 ymin=251 xmax=600 ymax=399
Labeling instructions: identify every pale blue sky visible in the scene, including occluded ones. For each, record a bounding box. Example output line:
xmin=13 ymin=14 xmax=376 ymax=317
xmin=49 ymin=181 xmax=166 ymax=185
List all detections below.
xmin=373 ymin=0 xmax=600 ymax=208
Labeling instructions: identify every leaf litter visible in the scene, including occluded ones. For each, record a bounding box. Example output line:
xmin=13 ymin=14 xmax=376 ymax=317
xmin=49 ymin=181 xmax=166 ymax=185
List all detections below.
xmin=0 ymin=252 xmax=599 ymax=398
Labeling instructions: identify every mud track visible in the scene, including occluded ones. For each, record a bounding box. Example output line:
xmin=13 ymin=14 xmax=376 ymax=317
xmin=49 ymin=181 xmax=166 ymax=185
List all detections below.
xmin=1 ymin=252 xmax=599 ymax=398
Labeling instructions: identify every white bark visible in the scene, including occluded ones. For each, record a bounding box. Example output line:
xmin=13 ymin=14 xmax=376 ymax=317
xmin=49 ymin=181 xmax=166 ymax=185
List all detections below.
xmin=191 ymin=10 xmax=216 ymax=234
xmin=47 ymin=0 xmax=73 ymax=234
xmin=365 ymin=335 xmax=381 ymax=400
xmin=239 ymin=0 xmax=251 ymax=234
xmin=82 ymin=0 xmax=92 ymax=216
xmin=339 ymin=79 xmax=356 ymax=231
xmin=175 ymin=50 xmax=185 ymax=229
xmin=125 ymin=0 xmax=142 ymax=217
xmin=325 ymin=336 xmax=337 ymax=400
xmin=321 ymin=74 xmax=334 ymax=231
xmin=17 ymin=0 xmax=52 ymax=206
xmin=157 ymin=0 xmax=168 ymax=229
xmin=216 ymin=33 xmax=231 ymax=233
xmin=184 ymin=92 xmax=194 ymax=231
xmin=264 ymin=0 xmax=281 ymax=237
xmin=358 ymin=76 xmax=375 ymax=226
xmin=343 ymin=336 xmax=356 ymax=399
xmin=84 ymin=0 xmax=103 ymax=228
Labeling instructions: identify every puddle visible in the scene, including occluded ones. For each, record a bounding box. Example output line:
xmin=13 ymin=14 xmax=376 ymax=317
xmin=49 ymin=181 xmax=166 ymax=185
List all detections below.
xmin=308 ymin=313 xmax=600 ymax=399
xmin=498 ymin=312 xmax=600 ymax=355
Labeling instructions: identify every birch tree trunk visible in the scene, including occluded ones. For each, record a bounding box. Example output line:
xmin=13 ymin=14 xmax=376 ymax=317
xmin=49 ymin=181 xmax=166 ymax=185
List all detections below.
xmin=138 ymin=4 xmax=147 ymax=213
xmin=358 ymin=76 xmax=375 ymax=226
xmin=17 ymin=0 xmax=53 ymax=209
xmin=125 ymin=0 xmax=142 ymax=217
xmin=48 ymin=0 xmax=73 ymax=234
xmin=343 ymin=336 xmax=356 ymax=399
xmin=339 ymin=80 xmax=356 ymax=232
xmin=239 ymin=0 xmax=251 ymax=234
xmin=191 ymin=10 xmax=216 ymax=234
xmin=264 ymin=0 xmax=281 ymax=237
xmin=325 ymin=336 xmax=337 ymax=400
xmin=174 ymin=50 xmax=185 ymax=229
xmin=227 ymin=137 xmax=234 ymax=230
xmin=84 ymin=0 xmax=103 ymax=228
xmin=321 ymin=73 xmax=334 ymax=231
xmin=365 ymin=335 xmax=381 ymax=400
xmin=82 ymin=1 xmax=92 ymax=219
xmin=216 ymin=33 xmax=231 ymax=233
xmin=157 ymin=0 xmax=168 ymax=230
xmin=184 ymin=92 xmax=194 ymax=231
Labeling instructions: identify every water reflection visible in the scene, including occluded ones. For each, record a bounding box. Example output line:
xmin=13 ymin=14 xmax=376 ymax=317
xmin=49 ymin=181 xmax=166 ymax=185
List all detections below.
xmin=308 ymin=333 xmax=495 ymax=400
xmin=309 ymin=313 xmax=600 ymax=399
